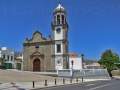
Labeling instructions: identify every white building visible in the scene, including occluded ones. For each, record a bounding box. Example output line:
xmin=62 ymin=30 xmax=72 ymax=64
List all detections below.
xmin=83 ymin=60 xmax=102 ymax=69
xmin=0 ymin=47 xmax=15 ymax=69
xmin=14 ymin=53 xmax=23 ymax=70
xmin=69 ymin=53 xmax=83 ymax=70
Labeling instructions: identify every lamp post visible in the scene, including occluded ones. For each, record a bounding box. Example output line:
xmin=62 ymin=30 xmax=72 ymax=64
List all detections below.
xmin=81 ymin=54 xmax=84 ymax=69
xmin=71 ymin=60 xmax=74 ymax=78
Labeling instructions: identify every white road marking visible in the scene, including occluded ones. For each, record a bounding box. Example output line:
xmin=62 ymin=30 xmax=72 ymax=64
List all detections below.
xmin=37 ymin=84 xmax=78 ymax=90
xmin=86 ymin=84 xmax=95 ymax=87
xmin=88 ymin=83 xmax=112 ymax=90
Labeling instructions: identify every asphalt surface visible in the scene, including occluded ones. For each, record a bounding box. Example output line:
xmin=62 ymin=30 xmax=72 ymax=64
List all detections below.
xmin=36 ymin=78 xmax=120 ymax=90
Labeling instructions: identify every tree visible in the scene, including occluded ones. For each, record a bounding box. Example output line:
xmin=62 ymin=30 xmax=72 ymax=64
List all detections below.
xmin=0 ymin=58 xmax=3 ymax=65
xmin=98 ymin=49 xmax=120 ymax=77
xmin=0 ymin=58 xmax=5 ymax=69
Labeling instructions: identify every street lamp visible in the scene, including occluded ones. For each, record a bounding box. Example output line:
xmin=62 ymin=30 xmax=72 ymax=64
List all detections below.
xmin=81 ymin=54 xmax=84 ymax=69
xmin=71 ymin=60 xmax=74 ymax=78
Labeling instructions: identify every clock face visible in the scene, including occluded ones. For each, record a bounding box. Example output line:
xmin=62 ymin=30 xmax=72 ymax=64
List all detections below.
xmin=56 ymin=28 xmax=61 ymax=33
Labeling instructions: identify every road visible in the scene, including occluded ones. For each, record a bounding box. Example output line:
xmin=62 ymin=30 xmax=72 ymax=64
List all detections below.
xmin=37 ymin=78 xmax=120 ymax=90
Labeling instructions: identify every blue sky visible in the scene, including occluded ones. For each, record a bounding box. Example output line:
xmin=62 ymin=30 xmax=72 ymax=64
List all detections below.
xmin=0 ymin=0 xmax=120 ymax=60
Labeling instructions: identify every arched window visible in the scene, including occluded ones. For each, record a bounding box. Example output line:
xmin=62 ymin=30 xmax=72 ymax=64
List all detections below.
xmin=54 ymin=16 xmax=56 ymax=24
xmin=57 ymin=15 xmax=60 ymax=24
xmin=62 ymin=15 xmax=65 ymax=24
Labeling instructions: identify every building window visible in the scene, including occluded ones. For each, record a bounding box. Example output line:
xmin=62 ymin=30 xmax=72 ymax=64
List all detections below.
xmin=54 ymin=16 xmax=56 ymax=24
xmin=57 ymin=44 xmax=61 ymax=53
xmin=35 ymin=44 xmax=39 ymax=49
xmin=7 ymin=55 xmax=9 ymax=60
xmin=62 ymin=15 xmax=65 ymax=24
xmin=11 ymin=56 xmax=13 ymax=61
xmin=3 ymin=54 xmax=5 ymax=59
xmin=56 ymin=28 xmax=61 ymax=34
xmin=57 ymin=15 xmax=60 ymax=24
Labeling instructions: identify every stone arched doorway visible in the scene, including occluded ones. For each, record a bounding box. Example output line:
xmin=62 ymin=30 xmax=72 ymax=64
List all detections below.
xmin=33 ymin=58 xmax=41 ymax=72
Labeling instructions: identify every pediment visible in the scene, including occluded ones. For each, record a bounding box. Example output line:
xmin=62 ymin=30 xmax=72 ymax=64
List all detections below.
xmin=24 ymin=31 xmax=48 ymax=44
xmin=31 ymin=51 xmax=41 ymax=56
xmin=26 ymin=31 xmax=46 ymax=43
xmin=32 ymin=31 xmax=46 ymax=42
xmin=31 ymin=51 xmax=44 ymax=57
xmin=30 ymin=51 xmax=44 ymax=58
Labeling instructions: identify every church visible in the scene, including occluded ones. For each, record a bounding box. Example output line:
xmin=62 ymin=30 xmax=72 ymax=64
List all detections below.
xmin=23 ymin=4 xmax=69 ymax=72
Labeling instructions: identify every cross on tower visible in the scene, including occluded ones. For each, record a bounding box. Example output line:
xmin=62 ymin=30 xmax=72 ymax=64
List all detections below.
xmin=57 ymin=0 xmax=62 ymax=4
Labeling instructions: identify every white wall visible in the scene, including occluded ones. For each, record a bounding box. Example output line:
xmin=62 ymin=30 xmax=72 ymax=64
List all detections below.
xmin=54 ymin=40 xmax=64 ymax=70
xmin=54 ymin=27 xmax=63 ymax=40
xmin=69 ymin=57 xmax=83 ymax=70
xmin=55 ymin=56 xmax=63 ymax=70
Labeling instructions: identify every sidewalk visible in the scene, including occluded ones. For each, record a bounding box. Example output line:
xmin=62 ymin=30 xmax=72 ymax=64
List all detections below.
xmin=0 ymin=70 xmax=111 ymax=90
xmin=0 ymin=78 xmax=111 ymax=90
xmin=0 ymin=78 xmax=80 ymax=90
xmin=113 ymin=76 xmax=120 ymax=79
xmin=0 ymin=83 xmax=29 ymax=90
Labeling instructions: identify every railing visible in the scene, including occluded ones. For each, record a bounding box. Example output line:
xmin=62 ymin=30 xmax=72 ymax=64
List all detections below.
xmin=58 ymin=69 xmax=111 ymax=79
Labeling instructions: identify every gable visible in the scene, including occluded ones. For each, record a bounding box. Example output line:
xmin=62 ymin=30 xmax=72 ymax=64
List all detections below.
xmin=30 ymin=51 xmax=44 ymax=59
xmin=32 ymin=31 xmax=46 ymax=42
xmin=24 ymin=31 xmax=47 ymax=44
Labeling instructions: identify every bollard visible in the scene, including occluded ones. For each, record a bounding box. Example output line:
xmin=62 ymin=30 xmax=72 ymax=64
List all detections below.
xmin=55 ymin=79 xmax=57 ymax=85
xmin=32 ymin=81 xmax=35 ymax=88
xmin=76 ymin=78 xmax=78 ymax=83
xmin=45 ymin=80 xmax=48 ymax=86
xmin=11 ymin=82 xmax=16 ymax=87
xmin=82 ymin=77 xmax=83 ymax=83
xmin=63 ymin=78 xmax=65 ymax=84
xmin=70 ymin=78 xmax=72 ymax=83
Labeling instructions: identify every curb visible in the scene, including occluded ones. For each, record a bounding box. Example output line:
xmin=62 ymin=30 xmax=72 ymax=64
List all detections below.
xmin=30 ymin=79 xmax=111 ymax=90
xmin=112 ymin=76 xmax=120 ymax=80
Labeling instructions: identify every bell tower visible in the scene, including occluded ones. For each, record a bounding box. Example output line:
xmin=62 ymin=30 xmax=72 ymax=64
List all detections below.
xmin=52 ymin=4 xmax=69 ymax=70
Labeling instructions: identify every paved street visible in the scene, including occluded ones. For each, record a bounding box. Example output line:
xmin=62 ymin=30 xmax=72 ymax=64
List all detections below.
xmin=37 ymin=78 xmax=120 ymax=90
xmin=0 ymin=70 xmax=57 ymax=82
